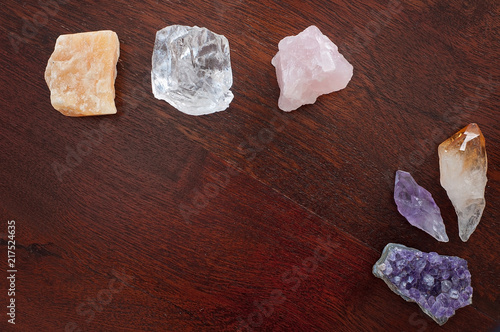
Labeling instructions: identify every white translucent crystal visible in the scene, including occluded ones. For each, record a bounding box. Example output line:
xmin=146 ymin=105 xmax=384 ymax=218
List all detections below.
xmin=438 ymin=123 xmax=488 ymax=242
xmin=151 ymin=25 xmax=233 ymax=115
xmin=271 ymin=25 xmax=353 ymax=112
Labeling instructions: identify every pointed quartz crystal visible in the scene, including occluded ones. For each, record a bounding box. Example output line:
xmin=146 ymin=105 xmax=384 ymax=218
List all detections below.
xmin=394 ymin=171 xmax=449 ymax=242
xmin=438 ymin=123 xmax=487 ymax=242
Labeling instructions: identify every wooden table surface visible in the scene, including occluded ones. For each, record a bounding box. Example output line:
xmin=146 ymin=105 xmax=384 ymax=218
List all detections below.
xmin=1 ymin=0 xmax=499 ymax=331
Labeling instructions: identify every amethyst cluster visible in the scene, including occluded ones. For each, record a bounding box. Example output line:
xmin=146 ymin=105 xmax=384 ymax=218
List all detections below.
xmin=373 ymin=243 xmax=473 ymax=325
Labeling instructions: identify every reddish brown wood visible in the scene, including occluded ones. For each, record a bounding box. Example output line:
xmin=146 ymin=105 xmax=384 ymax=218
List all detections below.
xmin=0 ymin=0 xmax=499 ymax=331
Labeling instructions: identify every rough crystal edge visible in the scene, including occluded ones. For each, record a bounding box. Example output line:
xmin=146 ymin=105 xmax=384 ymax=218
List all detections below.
xmin=438 ymin=123 xmax=488 ymax=242
xmin=271 ymin=25 xmax=353 ymax=112
xmin=151 ymin=25 xmax=233 ymax=116
xmin=151 ymin=81 xmax=234 ymax=115
xmin=372 ymin=243 xmax=472 ymax=326
xmin=45 ymin=30 xmax=120 ymax=117
xmin=394 ymin=170 xmax=449 ymax=243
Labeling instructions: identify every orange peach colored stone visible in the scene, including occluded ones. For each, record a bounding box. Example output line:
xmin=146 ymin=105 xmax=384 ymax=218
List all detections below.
xmin=45 ymin=30 xmax=120 ymax=117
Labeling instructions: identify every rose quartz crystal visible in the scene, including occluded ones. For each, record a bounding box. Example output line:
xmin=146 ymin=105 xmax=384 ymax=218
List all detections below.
xmin=271 ymin=26 xmax=353 ymax=112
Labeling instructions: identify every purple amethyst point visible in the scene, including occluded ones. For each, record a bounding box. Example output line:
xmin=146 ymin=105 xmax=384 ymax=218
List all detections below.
xmin=394 ymin=170 xmax=449 ymax=242
xmin=373 ymin=243 xmax=473 ymax=325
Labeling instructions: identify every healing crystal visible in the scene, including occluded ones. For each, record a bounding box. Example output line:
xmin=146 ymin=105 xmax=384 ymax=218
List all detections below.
xmin=438 ymin=123 xmax=487 ymax=242
xmin=373 ymin=243 xmax=473 ymax=325
xmin=394 ymin=170 xmax=448 ymax=242
xmin=271 ymin=25 xmax=353 ymax=112
xmin=45 ymin=30 xmax=120 ymax=116
xmin=151 ymin=25 xmax=233 ymax=116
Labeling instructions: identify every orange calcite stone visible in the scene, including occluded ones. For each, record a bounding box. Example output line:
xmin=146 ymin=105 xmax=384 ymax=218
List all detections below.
xmin=45 ymin=30 xmax=120 ymax=117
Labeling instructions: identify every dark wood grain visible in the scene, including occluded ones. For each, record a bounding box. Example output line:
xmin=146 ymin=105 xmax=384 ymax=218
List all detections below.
xmin=0 ymin=0 xmax=499 ymax=331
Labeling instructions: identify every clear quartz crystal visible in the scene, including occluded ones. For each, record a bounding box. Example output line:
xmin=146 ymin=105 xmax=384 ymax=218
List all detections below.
xmin=438 ymin=123 xmax=487 ymax=242
xmin=151 ymin=25 xmax=233 ymax=115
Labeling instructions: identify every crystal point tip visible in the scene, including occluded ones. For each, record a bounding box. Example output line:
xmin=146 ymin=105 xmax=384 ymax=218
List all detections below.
xmin=438 ymin=123 xmax=487 ymax=242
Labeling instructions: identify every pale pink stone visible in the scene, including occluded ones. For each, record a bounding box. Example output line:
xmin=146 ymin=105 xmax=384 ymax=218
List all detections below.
xmin=271 ymin=25 xmax=353 ymax=112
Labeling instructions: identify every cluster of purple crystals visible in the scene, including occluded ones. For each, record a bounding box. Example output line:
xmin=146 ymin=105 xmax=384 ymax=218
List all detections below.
xmin=373 ymin=243 xmax=472 ymax=325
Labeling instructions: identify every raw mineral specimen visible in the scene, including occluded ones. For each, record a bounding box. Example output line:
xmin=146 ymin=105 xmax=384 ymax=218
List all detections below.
xmin=45 ymin=30 xmax=120 ymax=116
xmin=394 ymin=170 xmax=448 ymax=242
xmin=438 ymin=123 xmax=487 ymax=242
xmin=271 ymin=25 xmax=353 ymax=112
xmin=373 ymin=243 xmax=473 ymax=325
xmin=151 ymin=25 xmax=233 ymax=116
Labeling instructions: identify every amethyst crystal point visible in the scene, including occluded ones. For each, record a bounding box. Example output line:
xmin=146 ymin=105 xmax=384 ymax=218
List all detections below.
xmin=373 ymin=243 xmax=473 ymax=325
xmin=394 ymin=170 xmax=449 ymax=242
